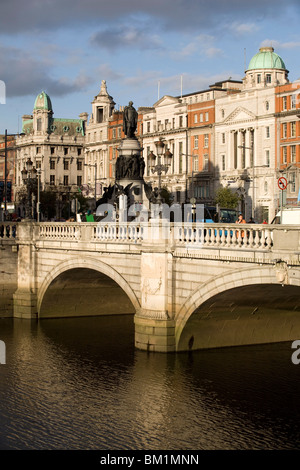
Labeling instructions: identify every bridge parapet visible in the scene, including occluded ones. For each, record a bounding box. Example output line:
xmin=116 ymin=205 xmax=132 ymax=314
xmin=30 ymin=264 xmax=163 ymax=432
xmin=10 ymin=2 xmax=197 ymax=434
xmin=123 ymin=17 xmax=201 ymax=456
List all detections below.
xmin=32 ymin=221 xmax=300 ymax=257
xmin=0 ymin=222 xmax=17 ymax=241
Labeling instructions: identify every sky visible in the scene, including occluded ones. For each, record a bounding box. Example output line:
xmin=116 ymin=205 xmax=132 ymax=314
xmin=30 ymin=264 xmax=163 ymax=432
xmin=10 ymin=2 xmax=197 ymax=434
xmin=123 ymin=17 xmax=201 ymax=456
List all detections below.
xmin=0 ymin=0 xmax=299 ymax=134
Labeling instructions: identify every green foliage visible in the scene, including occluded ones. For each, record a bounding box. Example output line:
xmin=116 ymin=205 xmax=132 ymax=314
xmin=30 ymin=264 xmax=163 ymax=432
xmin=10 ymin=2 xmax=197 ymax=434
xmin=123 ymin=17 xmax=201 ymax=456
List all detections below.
xmin=214 ymin=186 xmax=239 ymax=209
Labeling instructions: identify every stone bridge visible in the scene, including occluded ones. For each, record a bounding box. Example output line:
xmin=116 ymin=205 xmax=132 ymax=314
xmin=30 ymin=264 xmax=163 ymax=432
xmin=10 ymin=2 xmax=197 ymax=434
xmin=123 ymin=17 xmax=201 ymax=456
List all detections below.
xmin=2 ymin=220 xmax=300 ymax=352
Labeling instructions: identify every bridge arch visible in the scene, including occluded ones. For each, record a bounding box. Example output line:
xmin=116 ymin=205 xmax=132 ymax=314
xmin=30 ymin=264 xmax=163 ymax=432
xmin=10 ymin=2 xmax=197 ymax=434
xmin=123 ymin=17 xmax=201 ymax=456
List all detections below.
xmin=37 ymin=256 xmax=140 ymax=317
xmin=175 ymin=264 xmax=300 ymax=349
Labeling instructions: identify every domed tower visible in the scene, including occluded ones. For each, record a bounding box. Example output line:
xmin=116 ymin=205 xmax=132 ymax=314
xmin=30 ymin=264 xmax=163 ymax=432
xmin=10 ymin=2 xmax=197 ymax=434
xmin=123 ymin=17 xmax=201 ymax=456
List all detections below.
xmin=244 ymin=47 xmax=289 ymax=89
xmin=33 ymin=91 xmax=53 ymax=134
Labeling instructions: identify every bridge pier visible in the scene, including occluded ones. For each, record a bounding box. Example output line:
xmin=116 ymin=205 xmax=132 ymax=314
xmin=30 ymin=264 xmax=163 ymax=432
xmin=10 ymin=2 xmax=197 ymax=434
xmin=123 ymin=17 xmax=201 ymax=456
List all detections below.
xmin=134 ymin=220 xmax=176 ymax=352
xmin=134 ymin=316 xmax=176 ymax=352
xmin=13 ymin=222 xmax=38 ymax=319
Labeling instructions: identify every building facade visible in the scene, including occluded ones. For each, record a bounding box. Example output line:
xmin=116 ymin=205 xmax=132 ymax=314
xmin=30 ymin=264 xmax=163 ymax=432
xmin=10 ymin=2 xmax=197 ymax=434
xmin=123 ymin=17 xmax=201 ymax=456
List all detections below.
xmin=15 ymin=47 xmax=299 ymax=221
xmin=15 ymin=91 xmax=86 ymax=218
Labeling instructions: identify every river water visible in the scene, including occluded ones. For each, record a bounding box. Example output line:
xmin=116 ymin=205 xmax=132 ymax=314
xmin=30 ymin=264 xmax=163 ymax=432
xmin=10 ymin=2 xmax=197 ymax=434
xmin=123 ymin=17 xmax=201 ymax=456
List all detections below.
xmin=0 ymin=315 xmax=300 ymax=450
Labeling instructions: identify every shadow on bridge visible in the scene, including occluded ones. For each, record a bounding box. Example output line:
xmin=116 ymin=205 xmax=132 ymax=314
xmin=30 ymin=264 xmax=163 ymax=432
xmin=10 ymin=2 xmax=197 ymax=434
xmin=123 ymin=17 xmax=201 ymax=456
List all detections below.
xmin=177 ymin=284 xmax=300 ymax=352
xmin=40 ymin=268 xmax=135 ymax=318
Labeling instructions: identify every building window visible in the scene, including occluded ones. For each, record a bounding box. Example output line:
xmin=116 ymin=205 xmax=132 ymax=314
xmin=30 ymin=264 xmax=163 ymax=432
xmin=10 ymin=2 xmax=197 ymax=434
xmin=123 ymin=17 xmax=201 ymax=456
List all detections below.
xmin=204 ymin=134 xmax=209 ymax=148
xmin=222 ymin=133 xmax=225 ymax=144
xmin=283 ymin=146 xmax=287 ymax=164
xmin=36 ymin=160 xmax=41 ymax=169
xmin=77 ymin=175 xmax=82 ymax=186
xmin=179 ymin=142 xmax=183 ymax=173
xmin=205 ymin=112 xmax=209 ymax=122
xmin=37 ymin=118 xmax=42 ymax=131
xmin=257 ymin=74 xmax=261 ymax=84
xmin=36 ymin=146 xmax=41 ymax=154
xmin=265 ymin=101 xmax=269 ymax=111
xmin=179 ymin=116 xmax=183 ymax=127
xmin=64 ymin=147 xmax=68 ymax=155
xmin=50 ymin=147 xmax=55 ymax=155
xmin=266 ymin=74 xmax=271 ymax=84
xmin=291 ymin=94 xmax=296 ymax=109
xmin=203 ymin=154 xmax=209 ymax=171
xmin=194 ymin=136 xmax=198 ymax=149
xmin=50 ymin=160 xmax=55 ymax=170
xmin=264 ymin=181 xmax=268 ymax=194
xmin=266 ymin=126 xmax=270 ymax=138
xmin=194 ymin=114 xmax=198 ymax=124
xmin=221 ymin=109 xmax=225 ymax=118
xmin=77 ymin=148 xmax=82 ymax=156
xmin=63 ymin=175 xmax=69 ymax=186
xmin=291 ymin=122 xmax=296 ymax=138
xmin=266 ymin=150 xmax=270 ymax=167
xmin=222 ymin=154 xmax=226 ymax=171
xmin=193 ymin=156 xmax=198 ymax=172
xmin=291 ymin=145 xmax=296 ymax=163
xmin=77 ymin=159 xmax=83 ymax=171
xmin=112 ymin=128 xmax=116 ymax=139
xmin=118 ymin=127 xmax=122 ymax=138
xmin=283 ymin=96 xmax=287 ymax=110
xmin=290 ymin=172 xmax=296 ymax=193
xmin=50 ymin=174 xmax=55 ymax=185
xmin=283 ymin=123 xmax=287 ymax=138
xmin=64 ymin=159 xmax=69 ymax=170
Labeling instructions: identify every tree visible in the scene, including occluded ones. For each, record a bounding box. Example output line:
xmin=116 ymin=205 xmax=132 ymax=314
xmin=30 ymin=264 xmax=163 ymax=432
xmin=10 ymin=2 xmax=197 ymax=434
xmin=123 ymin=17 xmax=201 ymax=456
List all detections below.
xmin=214 ymin=186 xmax=239 ymax=209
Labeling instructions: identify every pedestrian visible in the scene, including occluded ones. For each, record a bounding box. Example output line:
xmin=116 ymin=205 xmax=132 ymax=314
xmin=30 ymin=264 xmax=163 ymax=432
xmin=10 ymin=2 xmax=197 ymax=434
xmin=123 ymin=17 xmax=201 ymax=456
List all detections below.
xmin=236 ymin=213 xmax=246 ymax=224
xmin=248 ymin=216 xmax=255 ymax=223
xmin=236 ymin=213 xmax=246 ymax=239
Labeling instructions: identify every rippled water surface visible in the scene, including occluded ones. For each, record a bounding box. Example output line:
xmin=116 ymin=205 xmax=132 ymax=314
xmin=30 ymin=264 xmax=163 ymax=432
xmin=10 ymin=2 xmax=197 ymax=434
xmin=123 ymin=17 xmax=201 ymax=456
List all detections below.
xmin=0 ymin=315 xmax=300 ymax=450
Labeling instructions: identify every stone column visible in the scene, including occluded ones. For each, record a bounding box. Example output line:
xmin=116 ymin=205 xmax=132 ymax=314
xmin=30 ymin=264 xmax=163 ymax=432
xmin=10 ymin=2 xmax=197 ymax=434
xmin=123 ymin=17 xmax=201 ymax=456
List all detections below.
xmin=134 ymin=219 xmax=176 ymax=352
xmin=13 ymin=222 xmax=38 ymax=319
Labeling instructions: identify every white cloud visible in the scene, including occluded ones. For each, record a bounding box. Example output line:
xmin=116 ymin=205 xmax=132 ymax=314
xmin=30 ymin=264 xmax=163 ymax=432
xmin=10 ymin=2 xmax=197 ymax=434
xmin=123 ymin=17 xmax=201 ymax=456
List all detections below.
xmin=230 ymin=22 xmax=259 ymax=35
xmin=261 ymin=39 xmax=300 ymax=50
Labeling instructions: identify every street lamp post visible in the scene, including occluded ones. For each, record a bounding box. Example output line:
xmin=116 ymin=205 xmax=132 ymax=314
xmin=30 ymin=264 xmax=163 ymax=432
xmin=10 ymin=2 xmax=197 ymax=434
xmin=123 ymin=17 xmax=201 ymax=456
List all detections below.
xmin=149 ymin=139 xmax=173 ymax=204
xmin=0 ymin=129 xmax=24 ymax=218
xmin=21 ymin=158 xmax=38 ymax=220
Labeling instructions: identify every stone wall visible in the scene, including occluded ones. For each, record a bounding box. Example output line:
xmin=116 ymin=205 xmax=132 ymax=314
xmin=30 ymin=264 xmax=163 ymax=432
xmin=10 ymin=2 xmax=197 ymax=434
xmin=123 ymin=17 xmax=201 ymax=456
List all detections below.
xmin=0 ymin=242 xmax=18 ymax=317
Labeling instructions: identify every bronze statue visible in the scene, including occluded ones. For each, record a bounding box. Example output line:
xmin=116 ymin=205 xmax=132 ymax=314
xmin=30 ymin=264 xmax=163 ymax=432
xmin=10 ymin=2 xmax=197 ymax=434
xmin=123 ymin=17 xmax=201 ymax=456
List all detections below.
xmin=123 ymin=101 xmax=138 ymax=138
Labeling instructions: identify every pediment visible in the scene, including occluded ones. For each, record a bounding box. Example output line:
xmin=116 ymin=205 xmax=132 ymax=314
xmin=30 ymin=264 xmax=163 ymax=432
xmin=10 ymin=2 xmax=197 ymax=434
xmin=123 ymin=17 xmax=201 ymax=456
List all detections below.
xmin=153 ymin=95 xmax=180 ymax=108
xmin=224 ymin=106 xmax=256 ymax=124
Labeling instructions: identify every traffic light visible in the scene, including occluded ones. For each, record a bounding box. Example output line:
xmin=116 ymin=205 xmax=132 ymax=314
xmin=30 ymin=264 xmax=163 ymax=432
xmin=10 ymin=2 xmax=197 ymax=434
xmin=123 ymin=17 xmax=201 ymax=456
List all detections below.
xmin=0 ymin=181 xmax=4 ymax=203
xmin=6 ymin=181 xmax=11 ymax=202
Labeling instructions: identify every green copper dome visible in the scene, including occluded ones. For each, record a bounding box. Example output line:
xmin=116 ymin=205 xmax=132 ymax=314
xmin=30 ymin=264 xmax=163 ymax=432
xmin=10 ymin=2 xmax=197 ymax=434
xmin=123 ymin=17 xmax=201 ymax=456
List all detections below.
xmin=248 ymin=47 xmax=286 ymax=71
xmin=34 ymin=91 xmax=53 ymax=111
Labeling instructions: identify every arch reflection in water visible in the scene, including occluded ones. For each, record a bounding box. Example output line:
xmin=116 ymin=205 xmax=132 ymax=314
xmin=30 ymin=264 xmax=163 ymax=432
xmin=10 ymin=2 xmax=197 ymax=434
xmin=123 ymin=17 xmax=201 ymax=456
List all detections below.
xmin=0 ymin=316 xmax=300 ymax=449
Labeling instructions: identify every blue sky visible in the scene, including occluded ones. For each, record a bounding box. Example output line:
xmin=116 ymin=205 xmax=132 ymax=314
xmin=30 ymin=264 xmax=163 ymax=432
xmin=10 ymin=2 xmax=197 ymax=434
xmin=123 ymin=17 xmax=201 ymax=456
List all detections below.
xmin=0 ymin=0 xmax=299 ymax=134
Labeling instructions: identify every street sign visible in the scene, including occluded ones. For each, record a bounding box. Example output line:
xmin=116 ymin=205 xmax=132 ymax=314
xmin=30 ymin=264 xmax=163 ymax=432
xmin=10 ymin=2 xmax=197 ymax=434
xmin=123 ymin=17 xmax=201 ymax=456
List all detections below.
xmin=278 ymin=177 xmax=287 ymax=190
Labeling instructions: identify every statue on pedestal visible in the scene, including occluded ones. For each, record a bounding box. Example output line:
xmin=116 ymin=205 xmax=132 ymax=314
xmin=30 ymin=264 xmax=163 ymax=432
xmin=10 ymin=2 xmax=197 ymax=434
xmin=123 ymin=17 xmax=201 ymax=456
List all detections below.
xmin=123 ymin=101 xmax=138 ymax=138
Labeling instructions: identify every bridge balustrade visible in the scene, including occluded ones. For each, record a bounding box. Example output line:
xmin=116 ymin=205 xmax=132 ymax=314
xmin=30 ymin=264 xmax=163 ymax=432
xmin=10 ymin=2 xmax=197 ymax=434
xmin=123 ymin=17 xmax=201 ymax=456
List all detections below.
xmin=32 ymin=221 xmax=276 ymax=251
xmin=0 ymin=222 xmax=17 ymax=239
xmin=39 ymin=223 xmax=81 ymax=240
xmin=173 ymin=223 xmax=273 ymax=250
